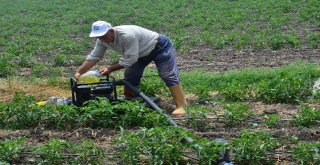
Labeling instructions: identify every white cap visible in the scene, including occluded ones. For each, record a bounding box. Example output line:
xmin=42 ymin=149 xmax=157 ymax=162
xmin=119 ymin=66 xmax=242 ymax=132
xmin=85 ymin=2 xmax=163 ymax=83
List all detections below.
xmin=89 ymin=21 xmax=112 ymax=37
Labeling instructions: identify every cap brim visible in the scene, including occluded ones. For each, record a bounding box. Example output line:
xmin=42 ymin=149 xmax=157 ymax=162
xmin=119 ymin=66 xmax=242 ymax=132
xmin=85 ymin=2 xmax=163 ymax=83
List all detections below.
xmin=89 ymin=29 xmax=110 ymax=38
xmin=89 ymin=32 xmax=105 ymax=37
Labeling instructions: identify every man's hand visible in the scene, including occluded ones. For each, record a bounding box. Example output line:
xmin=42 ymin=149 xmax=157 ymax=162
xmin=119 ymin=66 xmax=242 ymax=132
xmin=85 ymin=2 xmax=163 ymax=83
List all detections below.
xmin=100 ymin=64 xmax=125 ymax=76
xmin=100 ymin=67 xmax=112 ymax=76
xmin=74 ymin=72 xmax=81 ymax=80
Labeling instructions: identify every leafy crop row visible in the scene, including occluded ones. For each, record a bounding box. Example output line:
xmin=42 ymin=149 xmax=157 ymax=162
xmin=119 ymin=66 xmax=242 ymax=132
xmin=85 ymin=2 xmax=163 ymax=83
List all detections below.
xmin=142 ymin=62 xmax=320 ymax=103
xmin=1 ymin=92 xmax=318 ymax=131
xmin=231 ymin=130 xmax=320 ymax=165
xmin=115 ymin=126 xmax=227 ymax=164
xmin=184 ymin=102 xmax=319 ymax=129
xmin=1 ymin=130 xmax=318 ymax=164
xmin=0 ymin=93 xmax=168 ymax=129
xmin=0 ymin=138 xmax=105 ymax=164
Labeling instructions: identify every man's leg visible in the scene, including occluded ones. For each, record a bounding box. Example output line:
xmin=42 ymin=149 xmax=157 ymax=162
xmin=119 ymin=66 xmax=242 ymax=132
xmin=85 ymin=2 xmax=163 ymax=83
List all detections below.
xmin=153 ymin=35 xmax=187 ymax=115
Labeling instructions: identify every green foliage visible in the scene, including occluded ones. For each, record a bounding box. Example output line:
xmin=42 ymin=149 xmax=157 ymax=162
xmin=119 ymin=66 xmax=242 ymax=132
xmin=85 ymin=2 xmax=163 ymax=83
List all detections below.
xmin=181 ymin=62 xmax=320 ymax=103
xmin=0 ymin=53 xmax=16 ymax=78
xmin=45 ymin=104 xmax=80 ymax=129
xmin=255 ymin=67 xmax=312 ymax=103
xmin=231 ymin=130 xmax=279 ymax=165
xmin=0 ymin=95 xmax=168 ymax=129
xmin=293 ymin=141 xmax=320 ymax=165
xmin=114 ymin=126 xmax=189 ymax=164
xmin=35 ymin=139 xmax=71 ymax=164
xmin=293 ymin=105 xmax=320 ymax=127
xmin=185 ymin=106 xmax=212 ymax=131
xmin=0 ymin=138 xmax=105 ymax=164
xmin=268 ymin=31 xmax=287 ymax=50
xmin=193 ymin=139 xmax=228 ymax=164
xmin=53 ymin=54 xmax=84 ymax=67
xmin=34 ymin=139 xmax=105 ymax=164
xmin=223 ymin=102 xmax=253 ymax=126
xmin=140 ymin=71 xmax=167 ymax=96
xmin=0 ymin=138 xmax=26 ymax=163
xmin=262 ymin=114 xmax=280 ymax=128
xmin=31 ymin=63 xmax=51 ymax=77
xmin=0 ymin=93 xmax=44 ymax=129
xmin=307 ymin=32 xmax=320 ymax=49
xmin=0 ymin=0 xmax=319 ymax=78
xmin=80 ymin=99 xmax=168 ymax=128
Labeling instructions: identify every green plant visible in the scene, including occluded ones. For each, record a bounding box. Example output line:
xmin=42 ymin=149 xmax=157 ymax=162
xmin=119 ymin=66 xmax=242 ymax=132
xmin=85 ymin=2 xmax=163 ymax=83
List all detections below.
xmin=140 ymin=71 xmax=167 ymax=96
xmin=0 ymin=93 xmax=44 ymax=129
xmin=293 ymin=105 xmax=320 ymax=127
xmin=80 ymin=98 xmax=168 ymax=128
xmin=293 ymin=141 xmax=320 ymax=165
xmin=231 ymin=130 xmax=279 ymax=165
xmin=186 ymin=106 xmax=212 ymax=131
xmin=0 ymin=53 xmax=16 ymax=78
xmin=34 ymin=139 xmax=105 ymax=164
xmin=255 ymin=63 xmax=317 ymax=103
xmin=262 ymin=114 xmax=280 ymax=128
xmin=35 ymin=139 xmax=70 ymax=164
xmin=114 ymin=126 xmax=189 ymax=164
xmin=0 ymin=138 xmax=26 ymax=163
xmin=53 ymin=54 xmax=84 ymax=66
xmin=47 ymin=76 xmax=70 ymax=89
xmin=31 ymin=63 xmax=51 ymax=77
xmin=307 ymin=32 xmax=320 ymax=49
xmin=193 ymin=139 xmax=228 ymax=164
xmin=223 ymin=102 xmax=253 ymax=126
xmin=68 ymin=140 xmax=106 ymax=164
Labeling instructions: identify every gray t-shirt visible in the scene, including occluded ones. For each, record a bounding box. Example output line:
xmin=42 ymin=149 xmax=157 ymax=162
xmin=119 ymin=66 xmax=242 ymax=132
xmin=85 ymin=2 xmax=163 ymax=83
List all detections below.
xmin=86 ymin=25 xmax=159 ymax=67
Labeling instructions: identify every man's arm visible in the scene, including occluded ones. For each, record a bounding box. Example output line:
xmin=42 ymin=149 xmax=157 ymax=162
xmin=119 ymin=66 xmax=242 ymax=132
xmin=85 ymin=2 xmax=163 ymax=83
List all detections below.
xmin=100 ymin=63 xmax=125 ymax=76
xmin=74 ymin=60 xmax=98 ymax=79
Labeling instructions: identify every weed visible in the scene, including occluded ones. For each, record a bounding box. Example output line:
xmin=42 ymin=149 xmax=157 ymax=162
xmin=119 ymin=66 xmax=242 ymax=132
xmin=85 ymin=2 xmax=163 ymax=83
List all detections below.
xmin=262 ymin=114 xmax=280 ymax=128
xmin=0 ymin=138 xmax=26 ymax=163
xmin=293 ymin=141 xmax=320 ymax=165
xmin=34 ymin=139 xmax=105 ymax=164
xmin=0 ymin=53 xmax=16 ymax=78
xmin=115 ymin=126 xmax=188 ymax=164
xmin=140 ymin=70 xmax=167 ymax=97
xmin=293 ymin=105 xmax=320 ymax=127
xmin=31 ymin=63 xmax=51 ymax=77
xmin=53 ymin=54 xmax=84 ymax=67
xmin=307 ymin=32 xmax=320 ymax=49
xmin=0 ymin=93 xmax=44 ymax=129
xmin=80 ymin=98 xmax=168 ymax=128
xmin=186 ymin=106 xmax=212 ymax=131
xmin=193 ymin=139 xmax=228 ymax=164
xmin=222 ymin=102 xmax=253 ymax=126
xmin=0 ymin=0 xmax=318 ymax=78
xmin=0 ymin=95 xmax=168 ymax=129
xmin=231 ymin=130 xmax=279 ymax=165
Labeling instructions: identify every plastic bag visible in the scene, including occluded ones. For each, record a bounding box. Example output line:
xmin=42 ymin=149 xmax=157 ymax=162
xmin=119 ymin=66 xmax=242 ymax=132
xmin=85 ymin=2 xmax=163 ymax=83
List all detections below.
xmin=78 ymin=70 xmax=101 ymax=83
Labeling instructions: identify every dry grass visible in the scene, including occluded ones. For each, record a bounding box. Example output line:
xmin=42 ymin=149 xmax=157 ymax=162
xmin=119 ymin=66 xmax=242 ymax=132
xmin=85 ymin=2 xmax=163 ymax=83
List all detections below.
xmin=0 ymin=77 xmax=71 ymax=102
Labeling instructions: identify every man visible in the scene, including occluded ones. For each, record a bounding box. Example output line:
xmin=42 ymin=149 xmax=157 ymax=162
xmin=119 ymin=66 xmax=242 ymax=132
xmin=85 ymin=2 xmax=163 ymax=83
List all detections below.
xmin=74 ymin=20 xmax=186 ymax=115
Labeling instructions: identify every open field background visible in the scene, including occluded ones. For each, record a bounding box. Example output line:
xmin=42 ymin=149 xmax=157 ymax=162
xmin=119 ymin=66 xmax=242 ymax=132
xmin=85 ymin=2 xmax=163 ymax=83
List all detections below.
xmin=1 ymin=0 xmax=320 ymax=164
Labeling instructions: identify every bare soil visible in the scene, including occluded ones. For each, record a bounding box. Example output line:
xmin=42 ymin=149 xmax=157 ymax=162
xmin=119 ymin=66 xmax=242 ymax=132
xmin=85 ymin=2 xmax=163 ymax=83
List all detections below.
xmin=177 ymin=47 xmax=320 ymax=71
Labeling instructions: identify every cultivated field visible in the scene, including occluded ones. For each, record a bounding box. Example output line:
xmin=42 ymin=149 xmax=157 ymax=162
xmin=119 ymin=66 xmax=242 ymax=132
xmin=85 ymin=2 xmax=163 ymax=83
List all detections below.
xmin=1 ymin=0 xmax=319 ymax=164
